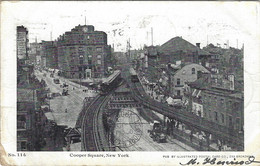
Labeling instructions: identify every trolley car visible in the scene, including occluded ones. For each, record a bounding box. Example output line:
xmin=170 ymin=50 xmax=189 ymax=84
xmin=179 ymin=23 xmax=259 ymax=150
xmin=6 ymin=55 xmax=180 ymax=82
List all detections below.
xmin=129 ymin=68 xmax=139 ymax=82
xmin=99 ymin=70 xmax=122 ymax=95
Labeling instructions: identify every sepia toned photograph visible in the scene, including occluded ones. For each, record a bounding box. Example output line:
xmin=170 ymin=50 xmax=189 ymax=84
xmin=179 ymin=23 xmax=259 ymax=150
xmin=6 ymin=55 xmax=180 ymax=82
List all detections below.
xmin=1 ymin=1 xmax=259 ymax=166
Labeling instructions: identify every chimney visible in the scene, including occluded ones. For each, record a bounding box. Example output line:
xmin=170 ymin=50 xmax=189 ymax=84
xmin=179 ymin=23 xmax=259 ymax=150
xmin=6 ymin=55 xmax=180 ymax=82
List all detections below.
xmin=196 ymin=43 xmax=200 ymax=48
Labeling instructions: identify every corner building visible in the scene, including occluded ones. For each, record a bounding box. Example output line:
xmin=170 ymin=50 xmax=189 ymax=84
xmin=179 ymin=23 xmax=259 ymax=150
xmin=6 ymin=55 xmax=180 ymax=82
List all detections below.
xmin=57 ymin=25 xmax=111 ymax=78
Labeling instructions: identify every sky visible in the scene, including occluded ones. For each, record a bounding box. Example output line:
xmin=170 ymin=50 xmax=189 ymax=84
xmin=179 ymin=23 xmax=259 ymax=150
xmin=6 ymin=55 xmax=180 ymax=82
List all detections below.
xmin=2 ymin=1 xmax=259 ymax=51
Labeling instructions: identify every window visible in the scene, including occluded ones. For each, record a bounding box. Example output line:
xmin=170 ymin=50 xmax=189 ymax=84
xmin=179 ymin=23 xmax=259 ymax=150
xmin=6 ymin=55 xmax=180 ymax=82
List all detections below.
xmin=208 ymin=95 xmax=211 ymax=103
xmin=97 ymin=55 xmax=102 ymax=59
xmin=177 ymin=78 xmax=180 ymax=85
xmin=192 ymin=68 xmax=195 ymax=74
xmin=177 ymin=90 xmax=181 ymax=96
xmin=86 ymin=72 xmax=91 ymax=78
xmin=232 ymin=102 xmax=238 ymax=110
xmin=227 ymin=101 xmax=232 ymax=108
xmin=208 ymin=110 xmax=211 ymax=119
xmin=96 ymin=47 xmax=102 ymax=52
xmin=21 ymin=141 xmax=27 ymax=150
xmin=221 ymin=113 xmax=225 ymax=123
xmin=229 ymin=115 xmax=233 ymax=127
xmin=17 ymin=115 xmax=26 ymax=129
xmin=236 ymin=118 xmax=240 ymax=130
xmin=215 ymin=112 xmax=218 ymax=122
xmin=97 ymin=60 xmax=101 ymax=65
xmin=79 ymin=59 xmax=83 ymax=65
xmin=220 ymin=98 xmax=224 ymax=104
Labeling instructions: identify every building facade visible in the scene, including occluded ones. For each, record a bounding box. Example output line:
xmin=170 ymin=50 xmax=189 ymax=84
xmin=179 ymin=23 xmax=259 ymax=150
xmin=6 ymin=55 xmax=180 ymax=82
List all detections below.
xmin=17 ymin=26 xmax=29 ymax=60
xmin=17 ymin=88 xmax=38 ymax=151
xmin=186 ymin=73 xmax=244 ymax=134
xmin=41 ymin=41 xmax=58 ymax=69
xmin=57 ymin=25 xmax=112 ymax=78
xmin=158 ymin=37 xmax=211 ymax=66
xmin=28 ymin=42 xmax=41 ymax=66
xmin=168 ymin=63 xmax=210 ymax=98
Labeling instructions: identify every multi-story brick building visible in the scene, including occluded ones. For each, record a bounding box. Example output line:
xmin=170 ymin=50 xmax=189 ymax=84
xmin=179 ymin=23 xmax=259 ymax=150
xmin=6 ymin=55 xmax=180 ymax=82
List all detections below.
xmin=57 ymin=25 xmax=112 ymax=78
xmin=17 ymin=26 xmax=29 ymax=60
xmin=186 ymin=73 xmax=244 ymax=135
xmin=142 ymin=46 xmax=160 ymax=82
xmin=41 ymin=41 xmax=58 ymax=69
xmin=17 ymin=87 xmax=38 ymax=151
xmin=28 ymin=41 xmax=41 ymax=65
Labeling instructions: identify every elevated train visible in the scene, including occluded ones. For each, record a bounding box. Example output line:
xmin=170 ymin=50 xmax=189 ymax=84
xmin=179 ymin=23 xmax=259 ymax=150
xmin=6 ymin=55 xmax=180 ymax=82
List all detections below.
xmin=99 ymin=70 xmax=122 ymax=95
xmin=129 ymin=68 xmax=139 ymax=82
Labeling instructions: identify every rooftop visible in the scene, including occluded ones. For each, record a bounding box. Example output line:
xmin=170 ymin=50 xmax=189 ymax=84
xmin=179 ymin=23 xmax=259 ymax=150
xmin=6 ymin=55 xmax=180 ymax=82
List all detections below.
xmin=188 ymin=75 xmax=243 ymax=99
xmin=159 ymin=36 xmax=210 ymax=56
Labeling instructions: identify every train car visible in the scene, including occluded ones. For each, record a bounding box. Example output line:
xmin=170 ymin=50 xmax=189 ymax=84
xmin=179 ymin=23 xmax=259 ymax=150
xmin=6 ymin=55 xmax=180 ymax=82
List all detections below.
xmin=99 ymin=70 xmax=121 ymax=95
xmin=129 ymin=68 xmax=139 ymax=82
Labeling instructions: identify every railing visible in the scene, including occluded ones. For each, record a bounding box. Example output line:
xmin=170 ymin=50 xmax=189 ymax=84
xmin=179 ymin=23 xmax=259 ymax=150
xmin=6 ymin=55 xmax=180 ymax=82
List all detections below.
xmin=130 ymin=82 xmax=243 ymax=147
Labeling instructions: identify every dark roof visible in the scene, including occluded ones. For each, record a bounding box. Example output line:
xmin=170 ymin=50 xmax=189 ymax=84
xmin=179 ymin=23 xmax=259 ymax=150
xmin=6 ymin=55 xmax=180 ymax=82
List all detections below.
xmin=159 ymin=37 xmax=210 ymax=56
xmin=188 ymin=77 xmax=211 ymax=90
xmin=189 ymin=76 xmax=243 ymax=99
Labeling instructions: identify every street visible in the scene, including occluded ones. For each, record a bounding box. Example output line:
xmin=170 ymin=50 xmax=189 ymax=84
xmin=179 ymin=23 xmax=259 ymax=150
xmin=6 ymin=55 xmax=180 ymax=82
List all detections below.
xmin=114 ymin=108 xmax=195 ymax=151
xmin=35 ymin=70 xmax=97 ymax=128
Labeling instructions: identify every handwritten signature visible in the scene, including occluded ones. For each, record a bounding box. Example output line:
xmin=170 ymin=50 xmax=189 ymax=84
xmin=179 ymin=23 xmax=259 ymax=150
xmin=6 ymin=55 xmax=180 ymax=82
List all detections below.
xmin=180 ymin=156 xmax=260 ymax=165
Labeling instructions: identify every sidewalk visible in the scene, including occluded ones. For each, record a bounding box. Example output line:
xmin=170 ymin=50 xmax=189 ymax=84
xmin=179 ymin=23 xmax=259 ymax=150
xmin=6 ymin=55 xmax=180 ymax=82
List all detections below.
xmin=167 ymin=136 xmax=196 ymax=151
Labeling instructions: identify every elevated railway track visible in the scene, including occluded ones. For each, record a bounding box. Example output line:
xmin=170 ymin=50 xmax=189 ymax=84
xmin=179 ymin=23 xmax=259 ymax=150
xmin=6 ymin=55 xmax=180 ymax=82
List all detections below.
xmin=81 ymin=94 xmax=111 ymax=151
xmin=129 ymin=80 xmax=243 ymax=149
xmin=120 ymin=59 xmax=243 ymax=149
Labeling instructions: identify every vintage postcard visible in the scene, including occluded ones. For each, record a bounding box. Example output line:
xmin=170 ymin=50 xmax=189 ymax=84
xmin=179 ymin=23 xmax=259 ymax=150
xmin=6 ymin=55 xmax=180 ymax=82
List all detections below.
xmin=1 ymin=1 xmax=260 ymax=166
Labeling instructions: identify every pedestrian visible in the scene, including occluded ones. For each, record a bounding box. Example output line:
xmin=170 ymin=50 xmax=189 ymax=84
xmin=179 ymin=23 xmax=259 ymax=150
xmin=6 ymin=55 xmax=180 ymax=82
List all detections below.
xmin=65 ymin=109 xmax=67 ymax=113
xmin=190 ymin=133 xmax=193 ymax=143
xmin=199 ymin=140 xmax=203 ymax=150
xmin=218 ymin=145 xmax=222 ymax=151
xmin=66 ymin=144 xmax=70 ymax=151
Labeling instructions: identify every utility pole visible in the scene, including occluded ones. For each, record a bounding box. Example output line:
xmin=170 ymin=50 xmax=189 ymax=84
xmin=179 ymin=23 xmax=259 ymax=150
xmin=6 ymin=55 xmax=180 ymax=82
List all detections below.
xmin=151 ymin=27 xmax=153 ymax=46
xmin=207 ymin=35 xmax=208 ymax=46
xmin=128 ymin=38 xmax=131 ymax=59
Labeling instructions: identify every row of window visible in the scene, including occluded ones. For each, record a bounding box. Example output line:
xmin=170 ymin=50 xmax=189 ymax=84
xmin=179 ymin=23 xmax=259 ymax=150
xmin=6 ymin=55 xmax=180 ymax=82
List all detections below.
xmin=203 ymin=95 xmax=239 ymax=110
xmin=69 ymin=46 xmax=103 ymax=52
xmin=206 ymin=110 xmax=240 ymax=128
